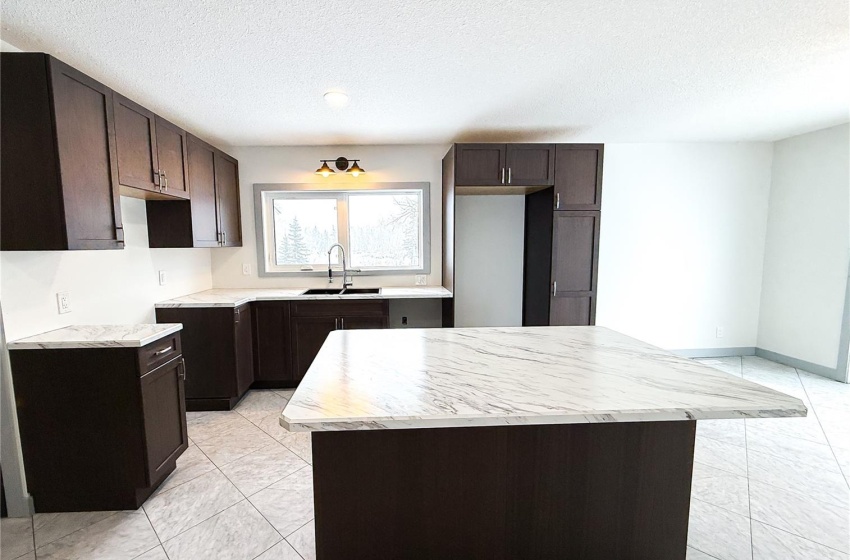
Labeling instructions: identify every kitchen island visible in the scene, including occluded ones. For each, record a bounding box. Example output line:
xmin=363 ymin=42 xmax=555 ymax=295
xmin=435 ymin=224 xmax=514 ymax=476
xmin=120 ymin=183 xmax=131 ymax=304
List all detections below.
xmin=281 ymin=326 xmax=806 ymax=560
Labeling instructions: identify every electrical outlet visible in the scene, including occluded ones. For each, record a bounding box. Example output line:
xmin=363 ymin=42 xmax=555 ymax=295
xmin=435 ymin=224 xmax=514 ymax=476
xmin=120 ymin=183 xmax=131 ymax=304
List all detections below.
xmin=158 ymin=270 xmax=167 ymax=286
xmin=242 ymin=263 xmax=251 ymax=276
xmin=401 ymin=316 xmax=408 ymax=326
xmin=415 ymin=275 xmax=426 ymax=286
xmin=56 ymin=292 xmax=71 ymax=314
xmin=716 ymin=326 xmax=725 ymax=338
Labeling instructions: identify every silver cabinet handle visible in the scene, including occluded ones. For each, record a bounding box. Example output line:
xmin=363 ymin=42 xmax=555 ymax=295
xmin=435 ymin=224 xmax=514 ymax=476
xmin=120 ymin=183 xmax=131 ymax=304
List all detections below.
xmin=500 ymin=168 xmax=505 ymax=184
xmin=553 ymin=281 xmax=557 ymax=296
xmin=508 ymin=168 xmax=512 ymax=184
xmin=154 ymin=169 xmax=162 ymax=190
xmin=161 ymin=170 xmax=168 ymax=191
xmin=179 ymin=358 xmax=187 ymax=381
xmin=154 ymin=346 xmax=171 ymax=356
xmin=556 ymin=193 xmax=560 ymax=209
xmin=334 ymin=317 xmax=339 ymax=330
xmin=340 ymin=317 xmax=345 ymax=330
xmin=222 ymin=231 xmax=227 ymax=245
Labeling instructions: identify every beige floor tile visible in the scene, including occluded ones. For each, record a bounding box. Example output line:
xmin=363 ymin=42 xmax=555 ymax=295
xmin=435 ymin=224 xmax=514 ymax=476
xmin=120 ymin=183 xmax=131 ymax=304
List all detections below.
xmin=33 ymin=511 xmax=118 ymax=549
xmin=154 ymin=444 xmax=217 ymax=495
xmin=752 ymin=521 xmax=848 ymax=560
xmin=691 ymin=462 xmax=750 ymax=516
xmin=249 ymin=468 xmax=314 ymax=537
xmin=694 ymin=436 xmax=748 ymax=476
xmin=286 ymin=520 xmax=316 ymax=560
xmin=34 ymin=511 xmax=158 ymax=560
xmin=0 ymin=517 xmax=34 ymax=559
xmin=219 ymin=442 xmax=308 ymax=496
xmin=254 ymin=539 xmax=304 ymax=560
xmin=688 ymin=499 xmax=752 ymax=560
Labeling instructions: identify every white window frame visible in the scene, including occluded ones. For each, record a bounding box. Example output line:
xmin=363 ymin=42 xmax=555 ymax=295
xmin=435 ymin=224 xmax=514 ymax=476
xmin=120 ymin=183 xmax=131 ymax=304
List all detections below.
xmin=253 ymin=182 xmax=431 ymax=277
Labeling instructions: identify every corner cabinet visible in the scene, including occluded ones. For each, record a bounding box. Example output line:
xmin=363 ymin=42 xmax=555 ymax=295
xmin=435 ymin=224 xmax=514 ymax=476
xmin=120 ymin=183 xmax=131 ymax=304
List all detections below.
xmin=1 ymin=53 xmax=123 ymax=251
xmin=8 ymin=334 xmax=188 ymax=512
xmin=155 ymin=305 xmax=253 ymax=410
xmin=146 ymin=135 xmax=242 ymax=248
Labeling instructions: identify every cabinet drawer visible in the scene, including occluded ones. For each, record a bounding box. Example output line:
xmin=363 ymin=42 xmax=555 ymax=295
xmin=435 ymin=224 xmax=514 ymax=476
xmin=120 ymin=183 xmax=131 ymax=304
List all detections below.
xmin=138 ymin=334 xmax=182 ymax=374
xmin=291 ymin=300 xmax=388 ymax=318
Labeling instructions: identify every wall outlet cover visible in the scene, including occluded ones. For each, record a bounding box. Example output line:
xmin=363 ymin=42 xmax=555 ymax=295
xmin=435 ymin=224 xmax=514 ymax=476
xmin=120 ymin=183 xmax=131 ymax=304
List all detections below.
xmin=715 ymin=326 xmax=725 ymax=338
xmin=242 ymin=263 xmax=251 ymax=276
xmin=415 ymin=275 xmax=426 ymax=286
xmin=158 ymin=270 xmax=167 ymax=286
xmin=56 ymin=292 xmax=71 ymax=314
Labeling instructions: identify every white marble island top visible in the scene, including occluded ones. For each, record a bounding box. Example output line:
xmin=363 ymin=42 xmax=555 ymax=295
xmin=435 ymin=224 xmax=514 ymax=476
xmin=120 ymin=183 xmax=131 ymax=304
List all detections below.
xmin=281 ymin=326 xmax=807 ymax=431
xmin=155 ymin=286 xmax=452 ymax=308
xmin=7 ymin=324 xmax=183 ymax=349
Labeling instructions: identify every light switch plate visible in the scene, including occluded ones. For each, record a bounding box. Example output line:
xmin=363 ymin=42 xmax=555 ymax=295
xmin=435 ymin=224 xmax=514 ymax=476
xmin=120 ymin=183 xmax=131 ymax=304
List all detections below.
xmin=415 ymin=275 xmax=426 ymax=286
xmin=158 ymin=270 xmax=167 ymax=286
xmin=242 ymin=263 xmax=251 ymax=276
xmin=56 ymin=292 xmax=71 ymax=314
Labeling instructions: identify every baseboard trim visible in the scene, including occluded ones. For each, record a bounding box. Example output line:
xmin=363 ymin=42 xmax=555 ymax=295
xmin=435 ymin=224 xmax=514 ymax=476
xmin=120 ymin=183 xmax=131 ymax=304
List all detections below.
xmin=672 ymin=347 xmax=756 ymax=358
xmin=754 ymin=348 xmax=844 ymax=382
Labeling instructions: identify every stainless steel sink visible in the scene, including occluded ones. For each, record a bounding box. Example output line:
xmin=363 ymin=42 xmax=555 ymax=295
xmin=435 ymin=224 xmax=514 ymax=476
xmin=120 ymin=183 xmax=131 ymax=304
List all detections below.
xmin=302 ymin=288 xmax=344 ymax=295
xmin=340 ymin=288 xmax=381 ymax=295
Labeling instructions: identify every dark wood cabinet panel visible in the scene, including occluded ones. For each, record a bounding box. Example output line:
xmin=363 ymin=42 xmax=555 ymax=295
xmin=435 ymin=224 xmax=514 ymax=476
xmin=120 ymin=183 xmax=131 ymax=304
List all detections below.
xmin=339 ymin=315 xmax=389 ymax=330
xmin=455 ymin=144 xmax=507 ymax=186
xmin=113 ymin=94 xmax=159 ymax=194
xmin=9 ymin=338 xmax=187 ymax=512
xmin=140 ymin=358 xmax=188 ymax=485
xmin=155 ymin=116 xmax=190 ymax=199
xmin=550 ymin=296 xmax=595 ymax=326
xmin=253 ymin=302 xmax=294 ymax=385
xmin=554 ymin=144 xmax=604 ymax=210
xmin=291 ymin=300 xmax=388 ymax=318
xmin=155 ymin=307 xmax=244 ymax=410
xmin=551 ymin=212 xmax=599 ymax=293
xmin=1 ymin=54 xmax=124 ymax=251
xmin=550 ymin=211 xmax=600 ymax=326
xmin=291 ymin=316 xmax=339 ymax=382
xmin=506 ymin=144 xmax=555 ymax=186
xmin=187 ymin=135 xmax=221 ymax=246
xmin=215 ymin=151 xmax=242 ymax=247
xmin=235 ymin=304 xmax=254 ymax=397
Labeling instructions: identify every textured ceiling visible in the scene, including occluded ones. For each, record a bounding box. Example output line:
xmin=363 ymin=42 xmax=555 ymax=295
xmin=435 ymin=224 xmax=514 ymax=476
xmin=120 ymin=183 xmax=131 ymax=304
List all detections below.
xmin=2 ymin=0 xmax=848 ymax=146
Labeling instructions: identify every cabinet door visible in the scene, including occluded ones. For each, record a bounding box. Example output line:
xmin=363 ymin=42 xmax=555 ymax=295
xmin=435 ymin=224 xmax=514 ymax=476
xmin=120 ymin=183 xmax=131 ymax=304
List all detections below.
xmin=506 ymin=144 xmax=555 ymax=186
xmin=454 ymin=144 xmax=506 ymax=186
xmin=234 ymin=304 xmax=254 ymax=397
xmin=187 ymin=135 xmax=221 ymax=247
xmin=215 ymin=151 xmax=242 ymax=247
xmin=550 ymin=211 xmax=600 ymax=326
xmin=339 ymin=316 xmax=388 ymax=331
xmin=553 ymin=144 xmax=604 ymax=210
xmin=155 ymin=116 xmax=190 ymax=199
xmin=49 ymin=58 xmax=124 ymax=249
xmin=253 ymin=302 xmax=293 ymax=382
xmin=291 ymin=316 xmax=338 ymax=381
xmin=140 ymin=357 xmax=188 ymax=484
xmin=113 ymin=94 xmax=159 ymax=194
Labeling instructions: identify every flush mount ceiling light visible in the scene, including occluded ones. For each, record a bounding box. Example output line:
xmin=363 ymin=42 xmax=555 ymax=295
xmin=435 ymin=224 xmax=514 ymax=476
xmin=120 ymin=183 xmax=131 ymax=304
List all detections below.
xmin=315 ymin=157 xmax=366 ymax=177
xmin=323 ymin=90 xmax=349 ymax=108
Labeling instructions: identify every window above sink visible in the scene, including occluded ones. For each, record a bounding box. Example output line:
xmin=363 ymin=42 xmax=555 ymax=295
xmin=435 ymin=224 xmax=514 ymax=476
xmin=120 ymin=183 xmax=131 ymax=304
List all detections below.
xmin=254 ymin=182 xmax=431 ymax=277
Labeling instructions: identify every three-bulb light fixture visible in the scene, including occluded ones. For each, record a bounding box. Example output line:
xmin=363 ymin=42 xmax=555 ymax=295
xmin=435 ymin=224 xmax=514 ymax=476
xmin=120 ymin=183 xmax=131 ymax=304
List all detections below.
xmin=315 ymin=157 xmax=366 ymax=178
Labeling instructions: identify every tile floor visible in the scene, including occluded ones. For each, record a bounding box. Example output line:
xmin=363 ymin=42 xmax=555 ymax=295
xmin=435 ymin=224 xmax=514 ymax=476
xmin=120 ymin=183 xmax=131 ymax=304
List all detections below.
xmin=1 ymin=356 xmax=848 ymax=560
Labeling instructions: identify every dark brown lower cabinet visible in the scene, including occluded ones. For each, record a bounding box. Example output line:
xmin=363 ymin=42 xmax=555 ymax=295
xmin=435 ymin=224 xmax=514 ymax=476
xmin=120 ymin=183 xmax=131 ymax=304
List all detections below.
xmin=253 ymin=301 xmax=295 ymax=387
xmin=156 ymin=305 xmax=253 ymax=411
xmin=550 ymin=211 xmax=600 ymax=326
xmin=8 ymin=338 xmax=188 ymax=512
xmin=290 ymin=300 xmax=389 ymax=382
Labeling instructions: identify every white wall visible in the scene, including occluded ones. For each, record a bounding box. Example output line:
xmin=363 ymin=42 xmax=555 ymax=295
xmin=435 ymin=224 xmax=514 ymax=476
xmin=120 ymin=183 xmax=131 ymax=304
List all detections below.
xmin=596 ymin=143 xmax=774 ymax=351
xmin=0 ymin=197 xmax=213 ymax=341
xmin=757 ymin=124 xmax=850 ymax=370
xmin=454 ymin=196 xmax=526 ymax=327
xmin=211 ymin=145 xmax=446 ymax=289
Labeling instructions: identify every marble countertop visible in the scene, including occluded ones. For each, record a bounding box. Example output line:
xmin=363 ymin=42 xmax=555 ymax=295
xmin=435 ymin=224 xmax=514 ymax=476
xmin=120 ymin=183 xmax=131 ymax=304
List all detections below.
xmin=155 ymin=286 xmax=452 ymax=308
xmin=7 ymin=324 xmax=183 ymax=349
xmin=281 ymin=326 xmax=807 ymax=431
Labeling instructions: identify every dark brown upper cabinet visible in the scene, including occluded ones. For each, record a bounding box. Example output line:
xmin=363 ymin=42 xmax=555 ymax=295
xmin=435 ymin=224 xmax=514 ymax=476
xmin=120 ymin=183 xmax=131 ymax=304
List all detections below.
xmin=553 ymin=144 xmax=604 ymax=210
xmin=146 ymin=134 xmax=242 ymax=248
xmin=113 ymin=94 xmax=189 ymax=201
xmin=455 ymin=144 xmax=507 ymax=186
xmin=454 ymin=143 xmax=555 ymax=188
xmin=506 ymin=144 xmax=555 ymax=186
xmin=1 ymin=53 xmax=124 ymax=250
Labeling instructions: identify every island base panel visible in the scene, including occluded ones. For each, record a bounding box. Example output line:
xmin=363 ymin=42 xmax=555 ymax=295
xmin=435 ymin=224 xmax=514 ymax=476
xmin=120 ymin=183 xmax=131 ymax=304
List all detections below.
xmin=312 ymin=421 xmax=695 ymax=560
